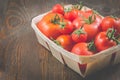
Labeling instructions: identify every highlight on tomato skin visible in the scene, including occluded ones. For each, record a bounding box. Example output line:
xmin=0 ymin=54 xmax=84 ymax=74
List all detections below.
xmin=100 ymin=16 xmax=115 ymax=31
xmin=54 ymin=35 xmax=74 ymax=51
xmin=71 ymin=42 xmax=94 ymax=56
xmin=114 ymin=18 xmax=120 ymax=33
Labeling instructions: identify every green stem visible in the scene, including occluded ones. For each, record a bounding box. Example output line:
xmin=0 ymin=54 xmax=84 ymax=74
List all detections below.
xmin=87 ymin=41 xmax=96 ymax=52
xmin=106 ymin=28 xmax=120 ymax=45
xmin=84 ymin=14 xmax=96 ymax=24
xmin=50 ymin=14 xmax=60 ymax=24
xmin=73 ymin=25 xmax=86 ymax=35
xmin=72 ymin=1 xmax=83 ymax=10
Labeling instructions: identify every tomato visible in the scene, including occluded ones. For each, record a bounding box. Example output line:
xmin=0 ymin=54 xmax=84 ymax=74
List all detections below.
xmin=114 ymin=18 xmax=120 ymax=33
xmin=55 ymin=35 xmax=74 ymax=51
xmin=71 ymin=42 xmax=94 ymax=56
xmin=72 ymin=16 xmax=85 ymax=29
xmin=83 ymin=14 xmax=101 ymax=41
xmin=73 ymin=11 xmax=102 ymax=40
xmin=83 ymin=21 xmax=100 ymax=41
xmin=64 ymin=9 xmax=80 ymax=22
xmin=59 ymin=19 xmax=74 ymax=34
xmin=100 ymin=16 xmax=115 ymax=31
xmin=37 ymin=13 xmax=63 ymax=39
xmin=95 ymin=29 xmax=117 ymax=51
xmin=52 ymin=4 xmax=64 ymax=15
xmin=71 ymin=27 xmax=87 ymax=43
xmin=83 ymin=10 xmax=102 ymax=24
xmin=83 ymin=10 xmax=93 ymax=18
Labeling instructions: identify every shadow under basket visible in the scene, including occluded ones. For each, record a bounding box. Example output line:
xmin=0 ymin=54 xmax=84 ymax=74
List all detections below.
xmin=31 ymin=5 xmax=120 ymax=77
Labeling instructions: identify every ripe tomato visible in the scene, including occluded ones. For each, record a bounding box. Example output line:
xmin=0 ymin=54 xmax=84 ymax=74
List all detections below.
xmin=59 ymin=19 xmax=74 ymax=34
xmin=114 ymin=18 xmax=120 ymax=33
xmin=83 ymin=10 xmax=102 ymax=24
xmin=52 ymin=4 xmax=64 ymax=15
xmin=72 ymin=16 xmax=85 ymax=29
xmin=64 ymin=9 xmax=80 ymax=22
xmin=83 ymin=21 xmax=100 ymax=41
xmin=83 ymin=9 xmax=93 ymax=18
xmin=95 ymin=29 xmax=117 ymax=51
xmin=100 ymin=16 xmax=115 ymax=31
xmin=71 ymin=27 xmax=87 ymax=43
xmin=73 ymin=12 xmax=102 ymax=41
xmin=71 ymin=42 xmax=94 ymax=56
xmin=55 ymin=35 xmax=74 ymax=51
xmin=83 ymin=14 xmax=101 ymax=41
xmin=37 ymin=13 xmax=63 ymax=39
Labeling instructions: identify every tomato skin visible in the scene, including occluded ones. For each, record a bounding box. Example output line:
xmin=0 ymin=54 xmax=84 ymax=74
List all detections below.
xmin=52 ymin=4 xmax=64 ymax=15
xmin=73 ymin=12 xmax=102 ymax=41
xmin=59 ymin=19 xmax=74 ymax=34
xmin=83 ymin=10 xmax=93 ymax=18
xmin=71 ymin=28 xmax=87 ymax=43
xmin=83 ymin=22 xmax=100 ymax=41
xmin=114 ymin=18 xmax=120 ymax=33
xmin=64 ymin=9 xmax=79 ymax=22
xmin=101 ymin=16 xmax=115 ymax=31
xmin=37 ymin=13 xmax=63 ymax=39
xmin=71 ymin=43 xmax=94 ymax=56
xmin=95 ymin=32 xmax=116 ymax=51
xmin=56 ymin=35 xmax=74 ymax=51
xmin=72 ymin=33 xmax=87 ymax=43
xmin=72 ymin=17 xmax=85 ymax=29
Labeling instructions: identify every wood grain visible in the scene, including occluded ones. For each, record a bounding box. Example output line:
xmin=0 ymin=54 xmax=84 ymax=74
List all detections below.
xmin=0 ymin=0 xmax=120 ymax=80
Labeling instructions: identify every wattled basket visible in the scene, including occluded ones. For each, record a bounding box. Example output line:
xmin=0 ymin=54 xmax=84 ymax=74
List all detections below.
xmin=31 ymin=5 xmax=120 ymax=77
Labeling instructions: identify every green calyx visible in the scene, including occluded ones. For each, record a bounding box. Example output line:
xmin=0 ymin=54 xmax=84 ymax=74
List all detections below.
xmin=88 ymin=41 xmax=96 ymax=52
xmin=51 ymin=14 xmax=60 ymax=24
xmin=110 ymin=15 xmax=118 ymax=20
xmin=53 ymin=40 xmax=61 ymax=46
xmin=93 ymin=10 xmax=100 ymax=15
xmin=84 ymin=14 xmax=96 ymax=24
xmin=64 ymin=7 xmax=72 ymax=12
xmin=64 ymin=1 xmax=83 ymax=12
xmin=59 ymin=19 xmax=66 ymax=29
xmin=53 ymin=40 xmax=63 ymax=48
xmin=106 ymin=28 xmax=120 ymax=44
xmin=74 ymin=26 xmax=86 ymax=35
xmin=50 ymin=14 xmax=67 ymax=28
xmin=72 ymin=1 xmax=83 ymax=10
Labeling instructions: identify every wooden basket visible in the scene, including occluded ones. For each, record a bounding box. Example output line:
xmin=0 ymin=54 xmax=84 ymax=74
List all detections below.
xmin=31 ymin=5 xmax=120 ymax=77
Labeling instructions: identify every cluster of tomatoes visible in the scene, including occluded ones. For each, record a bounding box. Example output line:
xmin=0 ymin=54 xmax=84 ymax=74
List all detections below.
xmin=37 ymin=3 xmax=120 ymax=56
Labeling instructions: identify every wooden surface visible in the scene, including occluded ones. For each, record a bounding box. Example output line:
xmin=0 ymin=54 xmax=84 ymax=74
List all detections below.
xmin=0 ymin=0 xmax=120 ymax=80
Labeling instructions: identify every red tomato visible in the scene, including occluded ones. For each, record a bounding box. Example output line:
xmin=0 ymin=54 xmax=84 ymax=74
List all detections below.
xmin=64 ymin=9 xmax=79 ymax=22
xmin=100 ymin=16 xmax=115 ymax=31
xmin=83 ymin=9 xmax=93 ymax=18
xmin=37 ymin=13 xmax=63 ymax=39
xmin=83 ymin=21 xmax=100 ymax=41
xmin=73 ymin=12 xmax=102 ymax=40
xmin=83 ymin=10 xmax=102 ymax=24
xmin=55 ymin=35 xmax=74 ymax=51
xmin=71 ymin=42 xmax=94 ymax=56
xmin=52 ymin=4 xmax=64 ymax=15
xmin=72 ymin=16 xmax=85 ymax=29
xmin=59 ymin=19 xmax=74 ymax=34
xmin=114 ymin=18 xmax=120 ymax=33
xmin=71 ymin=28 xmax=87 ymax=43
xmin=95 ymin=30 xmax=116 ymax=51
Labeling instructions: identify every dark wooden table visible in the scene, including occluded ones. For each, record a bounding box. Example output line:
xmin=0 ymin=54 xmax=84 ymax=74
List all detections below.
xmin=0 ymin=0 xmax=120 ymax=80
